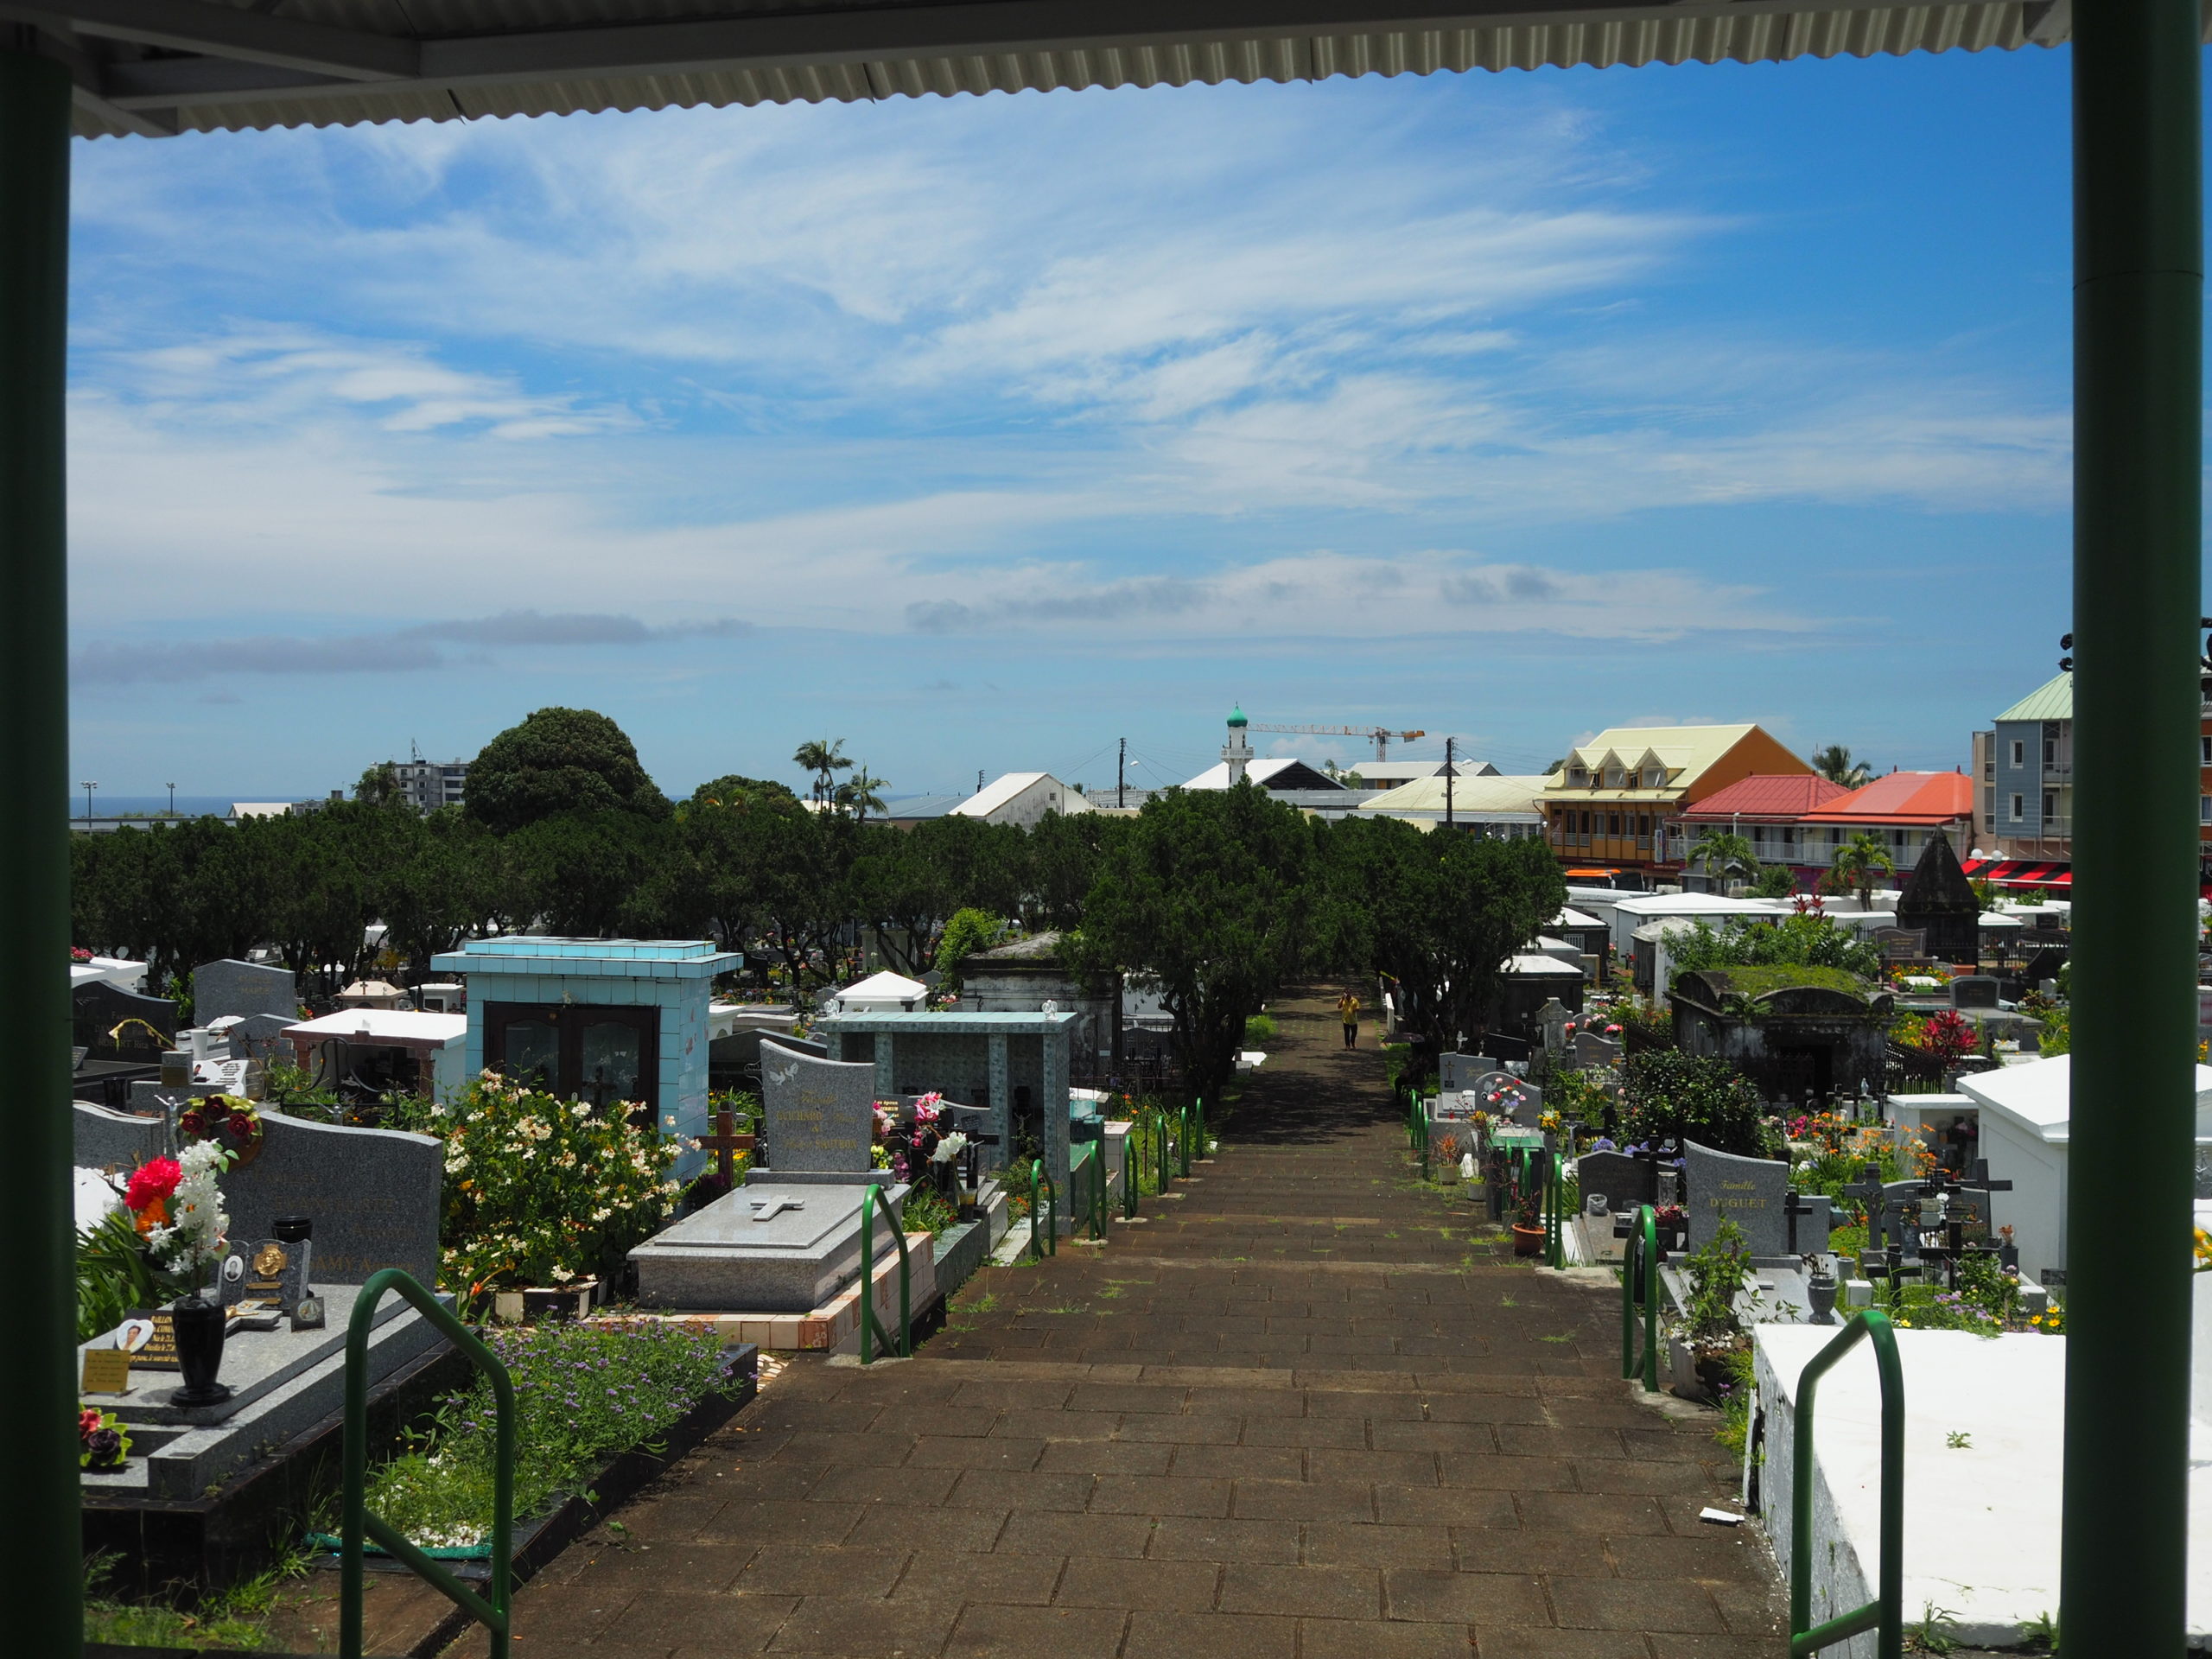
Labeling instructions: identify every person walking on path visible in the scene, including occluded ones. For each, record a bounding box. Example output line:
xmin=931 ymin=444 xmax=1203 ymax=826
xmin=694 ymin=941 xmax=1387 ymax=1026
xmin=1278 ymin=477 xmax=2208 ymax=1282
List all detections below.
xmin=1336 ymin=988 xmax=1361 ymax=1049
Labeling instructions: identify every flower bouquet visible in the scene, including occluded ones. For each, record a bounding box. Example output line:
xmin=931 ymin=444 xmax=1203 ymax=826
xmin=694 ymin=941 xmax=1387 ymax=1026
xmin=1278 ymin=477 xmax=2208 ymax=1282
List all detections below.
xmin=177 ymin=1092 xmax=265 ymax=1168
xmin=79 ymin=1405 xmax=132 ymax=1471
xmin=122 ymin=1140 xmax=235 ymax=1406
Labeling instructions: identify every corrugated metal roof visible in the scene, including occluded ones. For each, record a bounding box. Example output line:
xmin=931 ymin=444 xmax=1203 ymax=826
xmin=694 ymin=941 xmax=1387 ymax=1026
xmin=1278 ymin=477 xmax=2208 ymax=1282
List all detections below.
xmin=1995 ymin=671 xmax=2075 ymax=723
xmin=51 ymin=0 xmax=2080 ymax=140
xmin=1803 ymin=769 xmax=1975 ymax=823
xmin=1677 ymin=773 xmax=1849 ymax=819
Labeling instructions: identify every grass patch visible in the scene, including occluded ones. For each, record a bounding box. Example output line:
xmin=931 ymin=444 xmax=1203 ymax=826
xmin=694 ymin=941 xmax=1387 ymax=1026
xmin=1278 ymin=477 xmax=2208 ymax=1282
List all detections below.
xmin=83 ymin=1546 xmax=311 ymax=1652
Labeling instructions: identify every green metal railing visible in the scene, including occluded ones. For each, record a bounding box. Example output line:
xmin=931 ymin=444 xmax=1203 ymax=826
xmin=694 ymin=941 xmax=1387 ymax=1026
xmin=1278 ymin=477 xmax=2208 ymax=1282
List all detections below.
xmin=858 ymin=1179 xmax=911 ymax=1363
xmin=1414 ymin=1099 xmax=1431 ymax=1179
xmin=1029 ymin=1162 xmax=1058 ymax=1258
xmin=1543 ymin=1150 xmax=1566 ymax=1268
xmin=1123 ymin=1122 xmax=1140 ymax=1220
xmin=1619 ymin=1204 xmax=1659 ymax=1393
xmin=1071 ymin=1139 xmax=1105 ymax=1240
xmin=1789 ymin=1309 xmax=1904 ymax=1659
xmin=342 ymin=1270 xmax=513 ymax=1659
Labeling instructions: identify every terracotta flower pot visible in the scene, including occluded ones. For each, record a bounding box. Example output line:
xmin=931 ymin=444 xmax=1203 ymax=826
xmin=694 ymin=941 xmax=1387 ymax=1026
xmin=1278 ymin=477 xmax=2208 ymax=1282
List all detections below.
xmin=1511 ymin=1223 xmax=1545 ymax=1257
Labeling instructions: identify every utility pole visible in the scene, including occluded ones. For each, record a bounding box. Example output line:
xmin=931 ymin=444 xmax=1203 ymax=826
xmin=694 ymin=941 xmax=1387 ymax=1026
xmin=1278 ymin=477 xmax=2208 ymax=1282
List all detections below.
xmin=165 ymin=781 xmax=175 ymax=817
xmin=80 ymin=780 xmax=95 ymax=823
xmin=977 ymin=769 xmax=984 ymax=796
xmin=1445 ymin=739 xmax=1454 ymax=830
xmin=1117 ymin=739 xmax=1125 ymax=809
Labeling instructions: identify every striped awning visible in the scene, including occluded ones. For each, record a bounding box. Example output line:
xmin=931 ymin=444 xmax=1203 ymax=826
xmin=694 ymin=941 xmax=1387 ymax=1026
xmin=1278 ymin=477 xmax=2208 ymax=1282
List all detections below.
xmin=1962 ymin=857 xmax=2072 ymax=889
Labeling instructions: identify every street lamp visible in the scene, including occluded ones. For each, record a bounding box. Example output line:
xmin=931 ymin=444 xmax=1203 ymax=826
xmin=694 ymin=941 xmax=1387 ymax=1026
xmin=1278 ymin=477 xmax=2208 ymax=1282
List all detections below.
xmin=165 ymin=781 xmax=175 ymax=816
xmin=80 ymin=780 xmax=96 ymax=822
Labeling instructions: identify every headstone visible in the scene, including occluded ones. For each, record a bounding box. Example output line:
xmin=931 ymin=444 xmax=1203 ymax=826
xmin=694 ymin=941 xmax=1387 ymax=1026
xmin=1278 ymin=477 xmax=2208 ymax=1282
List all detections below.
xmin=228 ymin=1013 xmax=299 ymax=1065
xmin=1576 ymin=1147 xmax=1656 ymax=1211
xmin=1537 ymin=999 xmax=1570 ymax=1056
xmin=758 ymin=1040 xmax=880 ymax=1179
xmin=193 ymin=959 xmax=296 ymax=1024
xmin=1440 ymin=1053 xmax=1495 ymax=1092
xmin=1571 ymin=1030 xmax=1624 ymax=1069
xmin=1950 ymin=976 xmax=2001 ymax=1011
xmin=226 ymin=1110 xmax=440 ymax=1284
xmin=74 ymin=1100 xmax=171 ymax=1171
xmin=1682 ymin=1139 xmax=1791 ymax=1257
xmin=1431 ymin=1089 xmax=1482 ymax=1122
xmin=1866 ymin=1180 xmax=1929 ymax=1256
xmin=73 ymin=980 xmax=176 ymax=1059
xmin=1872 ymin=925 xmax=1927 ymax=962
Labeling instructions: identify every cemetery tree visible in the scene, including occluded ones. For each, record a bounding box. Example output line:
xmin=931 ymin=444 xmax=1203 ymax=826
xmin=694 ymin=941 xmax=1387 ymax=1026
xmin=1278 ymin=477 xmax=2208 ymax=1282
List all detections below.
xmin=1831 ymin=830 xmax=1896 ymax=909
xmin=1686 ymin=830 xmax=1758 ymax=887
xmin=933 ymin=906 xmax=1005 ymax=992
xmin=846 ymin=823 xmax=955 ymax=976
xmin=465 ymin=707 xmax=672 ymax=834
xmin=1021 ymin=809 xmax=1123 ymax=933
xmin=1071 ymin=783 xmax=1314 ymax=1103
xmin=378 ymin=810 xmax=487 ymax=972
xmin=505 ymin=811 xmax=679 ymax=938
xmin=792 ymin=737 xmax=853 ymax=808
xmin=1426 ymin=834 xmax=1568 ymax=1052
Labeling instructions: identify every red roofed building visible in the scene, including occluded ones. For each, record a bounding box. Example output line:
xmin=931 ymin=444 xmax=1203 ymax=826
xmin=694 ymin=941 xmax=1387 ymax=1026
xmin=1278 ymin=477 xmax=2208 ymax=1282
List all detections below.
xmin=1673 ymin=774 xmax=1850 ymax=878
xmin=1801 ymin=771 xmax=1976 ymax=880
xmin=1670 ymin=771 xmax=1975 ymax=891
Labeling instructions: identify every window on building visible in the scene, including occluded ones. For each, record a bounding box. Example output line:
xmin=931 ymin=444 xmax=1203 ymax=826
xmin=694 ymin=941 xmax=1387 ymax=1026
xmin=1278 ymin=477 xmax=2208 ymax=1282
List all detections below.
xmin=1567 ymin=766 xmax=1587 ymax=786
xmin=2010 ymin=740 xmax=2024 ymax=767
xmin=2010 ymin=793 xmax=2024 ymax=822
xmin=2201 ymin=735 xmax=2210 ymax=766
xmin=1781 ymin=826 xmax=1796 ymax=849
xmin=2044 ymin=738 xmax=2056 ymax=766
xmin=2043 ymin=791 xmax=2056 ymax=821
xmin=1984 ymin=787 xmax=1995 ymax=820
xmin=2202 ymin=797 xmax=2211 ymax=824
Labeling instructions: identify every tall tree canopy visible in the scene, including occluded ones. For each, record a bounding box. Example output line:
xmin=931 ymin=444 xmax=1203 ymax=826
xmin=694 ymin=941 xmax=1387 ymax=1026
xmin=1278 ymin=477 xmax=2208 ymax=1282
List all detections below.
xmin=466 ymin=707 xmax=671 ymax=834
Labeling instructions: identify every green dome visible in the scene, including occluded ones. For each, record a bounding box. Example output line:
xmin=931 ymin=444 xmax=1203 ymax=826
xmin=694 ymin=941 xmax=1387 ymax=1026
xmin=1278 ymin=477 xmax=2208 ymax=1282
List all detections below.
xmin=1226 ymin=703 xmax=1249 ymax=728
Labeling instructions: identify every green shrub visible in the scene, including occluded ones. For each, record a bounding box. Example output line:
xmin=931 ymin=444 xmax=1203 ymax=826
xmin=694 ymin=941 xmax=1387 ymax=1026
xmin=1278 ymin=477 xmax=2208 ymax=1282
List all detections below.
xmin=1621 ymin=1051 xmax=1770 ymax=1158
xmin=1244 ymin=1013 xmax=1277 ymax=1046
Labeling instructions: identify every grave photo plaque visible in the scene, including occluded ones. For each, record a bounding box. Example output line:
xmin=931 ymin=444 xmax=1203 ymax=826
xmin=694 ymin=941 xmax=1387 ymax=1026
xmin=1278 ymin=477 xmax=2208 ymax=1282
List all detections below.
xmin=1683 ymin=1140 xmax=1790 ymax=1257
xmin=759 ymin=1040 xmax=879 ymax=1177
xmin=219 ymin=1237 xmax=314 ymax=1316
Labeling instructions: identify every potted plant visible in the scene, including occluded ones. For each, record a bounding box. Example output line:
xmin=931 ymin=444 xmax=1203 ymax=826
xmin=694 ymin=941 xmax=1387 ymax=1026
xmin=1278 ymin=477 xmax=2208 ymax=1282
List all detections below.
xmin=1510 ymin=1180 xmax=1545 ymax=1256
xmin=1677 ymin=1219 xmax=1751 ymax=1399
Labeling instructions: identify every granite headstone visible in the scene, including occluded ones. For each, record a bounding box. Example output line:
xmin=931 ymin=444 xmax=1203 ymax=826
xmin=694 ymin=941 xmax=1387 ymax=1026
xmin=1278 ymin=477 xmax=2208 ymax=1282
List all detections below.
xmin=1439 ymin=1053 xmax=1495 ymax=1092
xmin=1950 ymin=976 xmax=2001 ymax=1011
xmin=73 ymin=979 xmax=176 ymax=1059
xmin=1571 ymin=1031 xmax=1624 ymax=1069
xmin=193 ymin=958 xmax=296 ymax=1024
xmin=1576 ymin=1148 xmax=1656 ymax=1211
xmin=219 ymin=1236 xmax=315 ymax=1315
xmin=759 ymin=1039 xmax=879 ymax=1178
xmin=226 ymin=1110 xmax=441 ymax=1285
xmin=1683 ymin=1139 xmax=1790 ymax=1256
xmin=74 ymin=1099 xmax=172 ymax=1171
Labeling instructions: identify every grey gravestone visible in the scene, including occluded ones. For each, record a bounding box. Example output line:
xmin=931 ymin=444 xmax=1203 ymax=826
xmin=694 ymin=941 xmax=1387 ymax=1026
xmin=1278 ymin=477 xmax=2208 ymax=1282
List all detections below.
xmin=1439 ymin=1053 xmax=1495 ymax=1092
xmin=219 ymin=1012 xmax=296 ymax=1064
xmin=1950 ymin=976 xmax=2001 ymax=1011
xmin=219 ymin=1237 xmax=315 ymax=1315
xmin=2195 ymin=1146 xmax=2212 ymax=1201
xmin=193 ymin=958 xmax=296 ymax=1023
xmin=1576 ymin=1148 xmax=1656 ymax=1211
xmin=631 ymin=1179 xmax=907 ymax=1311
xmin=227 ymin=1110 xmax=440 ymax=1285
xmin=759 ymin=1039 xmax=879 ymax=1177
xmin=75 ymin=1099 xmax=170 ymax=1170
xmin=1431 ymin=1090 xmax=1480 ymax=1122
xmin=1789 ymin=1193 xmax=1837 ymax=1254
xmin=74 ymin=979 xmax=176 ymax=1058
xmin=1683 ymin=1139 xmax=1790 ymax=1256
xmin=1537 ymin=999 xmax=1571 ymax=1055
xmin=1571 ymin=1031 xmax=1624 ymax=1069
xmin=1866 ymin=1181 xmax=1929 ymax=1256
xmin=1872 ymin=926 xmax=1927 ymax=961
xmin=1466 ymin=1071 xmax=1540 ymax=1118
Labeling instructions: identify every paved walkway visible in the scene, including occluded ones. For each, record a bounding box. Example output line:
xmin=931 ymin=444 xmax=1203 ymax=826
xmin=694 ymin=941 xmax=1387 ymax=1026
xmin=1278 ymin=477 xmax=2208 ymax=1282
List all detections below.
xmin=478 ymin=991 xmax=1784 ymax=1658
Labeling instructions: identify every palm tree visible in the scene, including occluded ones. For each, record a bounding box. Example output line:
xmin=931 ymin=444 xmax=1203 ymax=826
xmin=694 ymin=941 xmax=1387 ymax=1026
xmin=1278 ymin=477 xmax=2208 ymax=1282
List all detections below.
xmin=1811 ymin=745 xmax=1872 ymax=788
xmin=835 ymin=767 xmax=889 ymax=823
xmin=792 ymin=738 xmax=852 ymax=806
xmin=1831 ymin=830 xmax=1896 ymax=910
xmin=1686 ymin=830 xmax=1758 ymax=887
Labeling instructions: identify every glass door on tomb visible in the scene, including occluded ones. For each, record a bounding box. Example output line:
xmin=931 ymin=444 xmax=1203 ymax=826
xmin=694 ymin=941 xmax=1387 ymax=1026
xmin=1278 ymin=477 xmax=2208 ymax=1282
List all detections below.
xmin=484 ymin=1002 xmax=658 ymax=1123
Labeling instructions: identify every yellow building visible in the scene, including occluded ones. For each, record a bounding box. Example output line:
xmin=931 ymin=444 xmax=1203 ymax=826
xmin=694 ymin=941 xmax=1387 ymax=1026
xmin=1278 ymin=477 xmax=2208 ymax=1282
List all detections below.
xmin=1542 ymin=724 xmax=1815 ymax=875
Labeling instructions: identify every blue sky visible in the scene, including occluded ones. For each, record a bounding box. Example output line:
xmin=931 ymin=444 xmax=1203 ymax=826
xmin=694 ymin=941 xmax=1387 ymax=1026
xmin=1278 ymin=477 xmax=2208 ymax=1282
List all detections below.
xmin=66 ymin=43 xmax=2092 ymax=803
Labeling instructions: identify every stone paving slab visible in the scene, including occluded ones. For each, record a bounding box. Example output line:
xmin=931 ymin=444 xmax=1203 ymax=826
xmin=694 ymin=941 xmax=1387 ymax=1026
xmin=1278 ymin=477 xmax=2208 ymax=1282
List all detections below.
xmin=453 ymin=991 xmax=1784 ymax=1657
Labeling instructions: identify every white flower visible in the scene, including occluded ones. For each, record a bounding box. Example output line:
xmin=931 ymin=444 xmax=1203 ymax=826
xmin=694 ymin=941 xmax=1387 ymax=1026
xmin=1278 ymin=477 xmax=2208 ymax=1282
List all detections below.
xmin=931 ymin=1132 xmax=969 ymax=1165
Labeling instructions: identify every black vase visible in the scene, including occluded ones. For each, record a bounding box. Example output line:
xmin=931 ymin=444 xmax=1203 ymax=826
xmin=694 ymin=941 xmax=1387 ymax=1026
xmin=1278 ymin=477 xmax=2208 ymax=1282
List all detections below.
xmin=169 ymin=1295 xmax=233 ymax=1408
xmin=1808 ymin=1274 xmax=1839 ymax=1326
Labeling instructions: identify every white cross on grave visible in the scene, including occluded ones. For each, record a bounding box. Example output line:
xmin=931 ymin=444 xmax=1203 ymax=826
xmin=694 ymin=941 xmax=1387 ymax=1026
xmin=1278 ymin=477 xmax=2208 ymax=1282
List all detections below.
xmin=749 ymin=1195 xmax=804 ymax=1224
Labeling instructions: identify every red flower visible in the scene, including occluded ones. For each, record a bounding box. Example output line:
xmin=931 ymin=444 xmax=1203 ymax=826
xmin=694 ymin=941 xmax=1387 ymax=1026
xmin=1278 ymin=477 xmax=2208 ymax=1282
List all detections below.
xmin=124 ymin=1157 xmax=181 ymax=1212
xmin=79 ymin=1408 xmax=103 ymax=1437
xmin=178 ymin=1111 xmax=206 ymax=1139
xmin=226 ymin=1111 xmax=256 ymax=1142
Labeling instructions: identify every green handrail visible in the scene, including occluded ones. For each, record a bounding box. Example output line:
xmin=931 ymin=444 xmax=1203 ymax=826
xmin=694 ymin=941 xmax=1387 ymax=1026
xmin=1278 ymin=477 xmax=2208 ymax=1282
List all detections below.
xmin=1789 ymin=1309 xmax=1904 ymax=1659
xmin=1619 ymin=1204 xmax=1659 ymax=1393
xmin=1072 ymin=1139 xmax=1104 ymax=1240
xmin=1122 ymin=1122 xmax=1139 ymax=1219
xmin=1192 ymin=1098 xmax=1206 ymax=1163
xmin=1418 ymin=1099 xmax=1431 ymax=1181
xmin=1029 ymin=1162 xmax=1058 ymax=1258
xmin=1158 ymin=1106 xmax=1172 ymax=1193
xmin=1544 ymin=1151 xmax=1565 ymax=1268
xmin=342 ymin=1270 xmax=512 ymax=1659
xmin=1178 ymin=1100 xmax=1195 ymax=1178
xmin=858 ymin=1179 xmax=911 ymax=1363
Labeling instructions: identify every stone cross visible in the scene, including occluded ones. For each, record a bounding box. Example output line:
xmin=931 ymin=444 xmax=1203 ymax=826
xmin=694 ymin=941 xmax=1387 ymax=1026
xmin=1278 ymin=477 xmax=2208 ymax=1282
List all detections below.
xmin=698 ymin=1107 xmax=756 ymax=1185
xmin=749 ymin=1194 xmax=804 ymax=1223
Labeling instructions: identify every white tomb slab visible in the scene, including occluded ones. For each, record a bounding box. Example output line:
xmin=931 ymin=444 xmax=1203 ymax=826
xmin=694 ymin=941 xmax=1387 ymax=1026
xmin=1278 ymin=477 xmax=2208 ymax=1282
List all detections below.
xmin=1957 ymin=1055 xmax=2212 ymax=1282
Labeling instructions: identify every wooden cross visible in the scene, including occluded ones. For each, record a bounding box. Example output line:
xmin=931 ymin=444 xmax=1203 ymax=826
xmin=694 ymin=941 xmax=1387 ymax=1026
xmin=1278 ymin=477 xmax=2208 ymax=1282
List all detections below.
xmin=699 ymin=1108 xmax=756 ymax=1185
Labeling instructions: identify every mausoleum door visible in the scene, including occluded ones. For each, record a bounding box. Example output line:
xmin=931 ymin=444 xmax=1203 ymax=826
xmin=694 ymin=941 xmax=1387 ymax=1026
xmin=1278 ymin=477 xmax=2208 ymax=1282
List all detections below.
xmin=486 ymin=1001 xmax=658 ymax=1122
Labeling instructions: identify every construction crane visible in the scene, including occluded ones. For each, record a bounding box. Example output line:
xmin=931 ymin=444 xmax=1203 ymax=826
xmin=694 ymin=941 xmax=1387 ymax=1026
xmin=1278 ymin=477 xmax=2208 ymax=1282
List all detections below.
xmin=1249 ymin=723 xmax=1427 ymax=763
